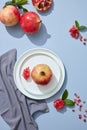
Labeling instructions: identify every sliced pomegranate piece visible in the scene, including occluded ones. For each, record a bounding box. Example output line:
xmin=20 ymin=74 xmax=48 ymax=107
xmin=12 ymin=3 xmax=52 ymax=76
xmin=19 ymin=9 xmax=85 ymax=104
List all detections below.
xmin=22 ymin=67 xmax=30 ymax=80
xmin=32 ymin=0 xmax=53 ymax=12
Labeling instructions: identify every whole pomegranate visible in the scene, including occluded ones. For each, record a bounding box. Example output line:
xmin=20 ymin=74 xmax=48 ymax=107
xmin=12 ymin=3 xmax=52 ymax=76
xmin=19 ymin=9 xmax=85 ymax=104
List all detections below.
xmin=20 ymin=11 xmax=41 ymax=34
xmin=0 ymin=5 xmax=20 ymax=26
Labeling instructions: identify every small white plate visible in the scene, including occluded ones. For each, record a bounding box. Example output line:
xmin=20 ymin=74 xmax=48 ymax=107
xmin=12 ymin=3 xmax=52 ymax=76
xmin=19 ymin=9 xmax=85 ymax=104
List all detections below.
xmin=13 ymin=48 xmax=65 ymax=100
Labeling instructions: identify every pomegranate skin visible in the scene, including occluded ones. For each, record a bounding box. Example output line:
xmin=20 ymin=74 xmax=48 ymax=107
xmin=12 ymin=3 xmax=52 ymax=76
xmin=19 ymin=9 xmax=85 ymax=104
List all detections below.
xmin=0 ymin=5 xmax=20 ymax=26
xmin=20 ymin=11 xmax=41 ymax=34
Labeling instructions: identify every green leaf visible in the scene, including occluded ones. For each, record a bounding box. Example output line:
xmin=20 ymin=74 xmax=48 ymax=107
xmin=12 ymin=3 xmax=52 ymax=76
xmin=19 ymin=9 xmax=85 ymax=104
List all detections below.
xmin=64 ymin=99 xmax=75 ymax=106
xmin=5 ymin=0 xmax=28 ymax=6
xmin=62 ymin=89 xmax=68 ymax=100
xmin=18 ymin=5 xmax=28 ymax=12
xmin=78 ymin=25 xmax=87 ymax=30
xmin=15 ymin=0 xmax=28 ymax=5
xmin=5 ymin=1 xmax=15 ymax=6
xmin=75 ymin=20 xmax=79 ymax=29
xmin=5 ymin=0 xmax=28 ymax=13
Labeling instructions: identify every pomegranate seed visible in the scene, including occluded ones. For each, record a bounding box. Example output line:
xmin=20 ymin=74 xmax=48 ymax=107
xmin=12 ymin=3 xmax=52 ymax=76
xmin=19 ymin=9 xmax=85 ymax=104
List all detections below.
xmin=80 ymin=105 xmax=83 ymax=108
xmin=83 ymin=119 xmax=86 ymax=122
xmin=78 ymin=114 xmax=82 ymax=119
xmin=83 ymin=42 xmax=86 ymax=45
xmin=78 ymin=105 xmax=83 ymax=111
xmin=72 ymin=109 xmax=75 ymax=112
xmin=78 ymin=99 xmax=81 ymax=103
xmin=74 ymin=93 xmax=80 ymax=98
xmin=83 ymin=114 xmax=87 ymax=118
xmin=76 ymin=103 xmax=79 ymax=106
xmin=79 ymin=35 xmax=83 ymax=41
xmin=83 ymin=38 xmax=87 ymax=41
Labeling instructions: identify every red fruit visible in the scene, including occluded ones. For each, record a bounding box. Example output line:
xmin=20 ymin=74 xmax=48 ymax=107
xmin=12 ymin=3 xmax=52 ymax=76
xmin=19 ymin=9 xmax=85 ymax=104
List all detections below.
xmin=32 ymin=0 xmax=53 ymax=12
xmin=54 ymin=99 xmax=65 ymax=110
xmin=0 ymin=5 xmax=20 ymax=26
xmin=22 ymin=67 xmax=30 ymax=80
xmin=69 ymin=25 xmax=79 ymax=39
xmin=20 ymin=11 xmax=41 ymax=34
xmin=31 ymin=64 xmax=52 ymax=85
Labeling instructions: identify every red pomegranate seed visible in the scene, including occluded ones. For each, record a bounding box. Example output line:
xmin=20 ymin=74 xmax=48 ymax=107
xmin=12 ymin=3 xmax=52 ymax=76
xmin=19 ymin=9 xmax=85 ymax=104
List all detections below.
xmin=74 ymin=93 xmax=80 ymax=98
xmin=83 ymin=119 xmax=86 ymax=122
xmin=79 ymin=35 xmax=83 ymax=41
xmin=83 ymin=38 xmax=87 ymax=41
xmin=80 ymin=104 xmax=83 ymax=108
xmin=78 ymin=99 xmax=81 ymax=103
xmin=83 ymin=114 xmax=87 ymax=118
xmin=78 ymin=105 xmax=83 ymax=111
xmin=76 ymin=103 xmax=79 ymax=106
xmin=78 ymin=114 xmax=82 ymax=119
xmin=83 ymin=42 xmax=86 ymax=45
xmin=72 ymin=109 xmax=75 ymax=112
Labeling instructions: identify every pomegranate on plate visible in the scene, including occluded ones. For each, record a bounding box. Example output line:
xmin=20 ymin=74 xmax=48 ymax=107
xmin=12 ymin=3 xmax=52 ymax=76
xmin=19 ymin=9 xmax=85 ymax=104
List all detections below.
xmin=32 ymin=0 xmax=53 ymax=12
xmin=20 ymin=11 xmax=41 ymax=34
xmin=31 ymin=64 xmax=52 ymax=85
xmin=0 ymin=5 xmax=20 ymax=26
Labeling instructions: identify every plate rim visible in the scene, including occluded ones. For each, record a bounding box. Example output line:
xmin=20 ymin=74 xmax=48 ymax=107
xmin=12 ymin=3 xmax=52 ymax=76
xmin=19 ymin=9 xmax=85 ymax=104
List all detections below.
xmin=13 ymin=48 xmax=65 ymax=100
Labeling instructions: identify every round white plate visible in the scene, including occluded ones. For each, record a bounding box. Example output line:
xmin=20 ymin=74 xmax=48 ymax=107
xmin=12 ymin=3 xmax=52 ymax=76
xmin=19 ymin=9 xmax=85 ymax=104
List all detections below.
xmin=13 ymin=48 xmax=65 ymax=100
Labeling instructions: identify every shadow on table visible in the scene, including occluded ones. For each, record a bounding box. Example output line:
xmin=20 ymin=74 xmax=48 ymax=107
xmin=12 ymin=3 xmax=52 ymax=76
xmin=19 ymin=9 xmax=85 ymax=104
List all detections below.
xmin=55 ymin=105 xmax=75 ymax=114
xmin=26 ymin=23 xmax=51 ymax=46
xmin=5 ymin=23 xmax=51 ymax=46
xmin=46 ymin=66 xmax=68 ymax=103
xmin=6 ymin=23 xmax=25 ymax=38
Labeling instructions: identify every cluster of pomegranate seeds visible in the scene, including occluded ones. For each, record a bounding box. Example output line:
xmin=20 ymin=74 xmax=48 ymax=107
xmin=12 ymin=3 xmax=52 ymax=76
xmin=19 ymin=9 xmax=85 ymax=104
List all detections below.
xmin=69 ymin=27 xmax=87 ymax=45
xmin=72 ymin=93 xmax=87 ymax=123
xmin=79 ymin=35 xmax=87 ymax=45
xmin=69 ymin=20 xmax=87 ymax=46
xmin=22 ymin=67 xmax=30 ymax=80
xmin=69 ymin=25 xmax=79 ymax=39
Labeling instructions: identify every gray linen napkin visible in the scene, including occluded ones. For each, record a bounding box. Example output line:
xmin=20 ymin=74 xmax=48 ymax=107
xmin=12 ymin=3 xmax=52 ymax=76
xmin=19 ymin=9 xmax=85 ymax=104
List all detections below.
xmin=0 ymin=49 xmax=49 ymax=130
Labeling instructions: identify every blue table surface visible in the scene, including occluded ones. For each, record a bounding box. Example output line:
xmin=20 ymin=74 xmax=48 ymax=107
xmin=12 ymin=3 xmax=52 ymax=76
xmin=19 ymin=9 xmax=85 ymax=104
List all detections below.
xmin=0 ymin=0 xmax=87 ymax=130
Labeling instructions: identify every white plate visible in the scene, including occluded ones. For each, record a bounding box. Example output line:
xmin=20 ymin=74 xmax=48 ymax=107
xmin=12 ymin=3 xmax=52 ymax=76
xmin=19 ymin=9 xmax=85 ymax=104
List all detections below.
xmin=13 ymin=48 xmax=65 ymax=99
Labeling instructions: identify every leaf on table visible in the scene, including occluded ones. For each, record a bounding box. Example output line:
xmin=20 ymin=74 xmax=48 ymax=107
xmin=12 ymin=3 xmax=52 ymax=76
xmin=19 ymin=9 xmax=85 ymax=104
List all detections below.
xmin=64 ymin=99 xmax=75 ymax=106
xmin=62 ymin=89 xmax=68 ymax=100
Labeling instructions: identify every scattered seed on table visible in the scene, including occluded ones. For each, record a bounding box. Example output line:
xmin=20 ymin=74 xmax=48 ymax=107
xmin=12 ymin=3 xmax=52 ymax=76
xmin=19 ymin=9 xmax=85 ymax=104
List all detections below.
xmin=83 ymin=119 xmax=86 ymax=123
xmin=78 ymin=114 xmax=82 ymax=119
xmin=72 ymin=93 xmax=87 ymax=123
xmin=72 ymin=109 xmax=75 ymax=112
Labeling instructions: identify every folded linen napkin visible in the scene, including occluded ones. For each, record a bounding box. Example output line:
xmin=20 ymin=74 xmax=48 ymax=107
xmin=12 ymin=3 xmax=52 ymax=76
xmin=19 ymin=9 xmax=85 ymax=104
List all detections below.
xmin=0 ymin=49 xmax=49 ymax=130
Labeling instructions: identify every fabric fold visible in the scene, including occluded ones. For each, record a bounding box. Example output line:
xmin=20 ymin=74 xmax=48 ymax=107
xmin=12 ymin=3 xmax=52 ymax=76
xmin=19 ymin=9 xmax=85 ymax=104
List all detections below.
xmin=0 ymin=49 xmax=49 ymax=130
